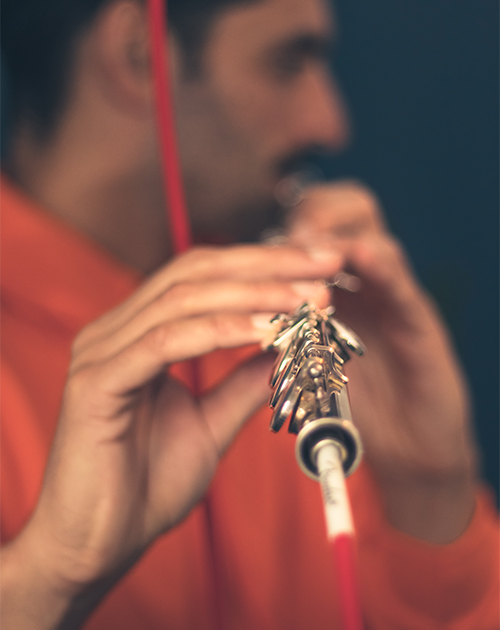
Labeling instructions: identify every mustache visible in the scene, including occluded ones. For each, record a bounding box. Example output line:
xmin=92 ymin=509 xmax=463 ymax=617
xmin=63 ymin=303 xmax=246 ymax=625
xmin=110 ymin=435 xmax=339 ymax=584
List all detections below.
xmin=276 ymin=146 xmax=333 ymax=180
xmin=275 ymin=148 xmax=331 ymax=208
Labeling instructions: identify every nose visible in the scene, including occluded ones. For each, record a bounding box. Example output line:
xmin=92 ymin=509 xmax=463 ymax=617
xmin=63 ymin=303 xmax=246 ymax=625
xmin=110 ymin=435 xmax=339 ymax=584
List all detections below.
xmin=293 ymin=67 xmax=350 ymax=152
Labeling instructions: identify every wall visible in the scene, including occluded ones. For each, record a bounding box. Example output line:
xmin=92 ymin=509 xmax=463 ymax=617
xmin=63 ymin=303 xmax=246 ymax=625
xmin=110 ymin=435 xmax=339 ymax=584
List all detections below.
xmin=328 ymin=0 xmax=499 ymax=497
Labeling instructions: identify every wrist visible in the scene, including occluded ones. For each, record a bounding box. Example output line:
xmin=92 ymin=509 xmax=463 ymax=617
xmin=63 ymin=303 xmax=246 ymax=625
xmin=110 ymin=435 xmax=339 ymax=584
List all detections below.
xmin=1 ymin=524 xmax=142 ymax=630
xmin=1 ymin=530 xmax=77 ymax=630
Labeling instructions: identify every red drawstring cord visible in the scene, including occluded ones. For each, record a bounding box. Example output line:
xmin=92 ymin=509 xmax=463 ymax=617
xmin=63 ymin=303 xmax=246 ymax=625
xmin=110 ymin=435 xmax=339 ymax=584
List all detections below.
xmin=146 ymin=3 xmax=364 ymax=629
xmin=332 ymin=534 xmax=364 ymax=630
xmin=146 ymin=0 xmax=191 ymax=255
xmin=146 ymin=3 xmax=226 ymax=629
xmin=317 ymin=442 xmax=364 ymax=630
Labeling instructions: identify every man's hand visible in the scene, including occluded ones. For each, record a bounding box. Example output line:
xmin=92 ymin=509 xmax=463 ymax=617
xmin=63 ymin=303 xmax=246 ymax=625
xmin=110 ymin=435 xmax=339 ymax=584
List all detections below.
xmin=286 ymin=181 xmax=478 ymax=544
xmin=1 ymin=243 xmax=341 ymax=630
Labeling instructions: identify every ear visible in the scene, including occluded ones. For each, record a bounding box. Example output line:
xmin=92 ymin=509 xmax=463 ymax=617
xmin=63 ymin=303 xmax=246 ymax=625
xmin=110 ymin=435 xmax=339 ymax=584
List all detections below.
xmin=89 ymin=0 xmax=155 ymax=115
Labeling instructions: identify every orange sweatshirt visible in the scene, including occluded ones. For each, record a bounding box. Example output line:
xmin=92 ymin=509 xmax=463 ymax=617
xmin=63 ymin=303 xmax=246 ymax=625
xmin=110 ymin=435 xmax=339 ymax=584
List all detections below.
xmin=1 ymin=175 xmax=499 ymax=629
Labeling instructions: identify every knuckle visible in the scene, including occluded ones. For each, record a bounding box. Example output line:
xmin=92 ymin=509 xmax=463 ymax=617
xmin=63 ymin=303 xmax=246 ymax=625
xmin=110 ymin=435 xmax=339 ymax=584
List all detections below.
xmin=71 ymin=325 xmax=93 ymax=357
xmin=64 ymin=364 xmax=95 ymax=404
xmin=160 ymin=282 xmax=192 ymax=312
xmin=64 ymin=363 xmax=123 ymax=421
xmin=207 ymin=313 xmax=237 ymax=343
xmin=341 ymin=180 xmax=380 ymax=216
xmin=143 ymin=324 xmax=173 ymax=357
xmin=385 ymin=235 xmax=407 ymax=265
xmin=179 ymin=245 xmax=216 ymax=266
xmin=296 ymin=180 xmax=385 ymax=237
xmin=170 ymin=245 xmax=228 ymax=281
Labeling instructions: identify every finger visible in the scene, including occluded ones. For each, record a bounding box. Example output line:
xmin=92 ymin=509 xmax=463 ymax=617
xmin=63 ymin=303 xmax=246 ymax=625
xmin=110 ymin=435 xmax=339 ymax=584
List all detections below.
xmin=143 ymin=352 xmax=279 ymax=536
xmin=74 ymin=244 xmax=342 ymax=355
xmin=341 ymin=236 xmax=471 ymax=445
xmin=286 ymin=181 xmax=386 ymax=246
xmin=73 ymin=278 xmax=332 ymax=367
xmin=71 ymin=312 xmax=280 ymax=406
xmin=333 ymin=235 xmax=448 ymax=357
xmin=200 ymin=351 xmax=276 ymax=454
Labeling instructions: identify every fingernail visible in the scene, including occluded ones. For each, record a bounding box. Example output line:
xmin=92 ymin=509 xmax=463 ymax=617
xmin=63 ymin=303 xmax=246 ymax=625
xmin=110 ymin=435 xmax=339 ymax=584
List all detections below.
xmin=291 ymin=280 xmax=327 ymax=299
xmin=251 ymin=313 xmax=281 ymax=349
xmin=251 ymin=313 xmax=278 ymax=330
xmin=330 ymin=272 xmax=362 ymax=292
xmin=307 ymin=246 xmax=340 ymax=263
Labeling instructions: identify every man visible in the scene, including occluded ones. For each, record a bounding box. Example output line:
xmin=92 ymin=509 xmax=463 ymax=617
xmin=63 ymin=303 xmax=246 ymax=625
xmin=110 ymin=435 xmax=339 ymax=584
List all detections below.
xmin=1 ymin=0 xmax=498 ymax=628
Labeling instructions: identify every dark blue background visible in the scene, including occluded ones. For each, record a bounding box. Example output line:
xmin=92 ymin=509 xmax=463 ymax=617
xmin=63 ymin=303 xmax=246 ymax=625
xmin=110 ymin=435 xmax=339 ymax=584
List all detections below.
xmin=328 ymin=0 xmax=499 ymax=498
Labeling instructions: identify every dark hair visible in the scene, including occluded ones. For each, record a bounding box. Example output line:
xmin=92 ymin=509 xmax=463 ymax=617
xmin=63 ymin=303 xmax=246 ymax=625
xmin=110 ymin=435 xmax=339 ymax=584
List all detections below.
xmin=0 ymin=0 xmax=256 ymax=141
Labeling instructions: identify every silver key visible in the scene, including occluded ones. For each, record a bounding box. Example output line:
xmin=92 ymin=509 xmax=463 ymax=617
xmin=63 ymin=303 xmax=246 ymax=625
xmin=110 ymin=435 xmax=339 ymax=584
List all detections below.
xmin=267 ymin=302 xmax=365 ymax=478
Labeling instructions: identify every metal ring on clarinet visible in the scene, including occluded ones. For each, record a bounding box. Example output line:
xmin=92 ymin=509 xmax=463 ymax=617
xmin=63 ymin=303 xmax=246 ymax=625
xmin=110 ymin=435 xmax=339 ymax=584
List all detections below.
xmin=296 ymin=417 xmax=363 ymax=481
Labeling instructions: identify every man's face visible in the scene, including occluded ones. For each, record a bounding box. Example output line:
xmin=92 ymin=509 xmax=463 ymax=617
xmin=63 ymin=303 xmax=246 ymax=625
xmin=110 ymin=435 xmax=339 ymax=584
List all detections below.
xmin=173 ymin=0 xmax=349 ymax=241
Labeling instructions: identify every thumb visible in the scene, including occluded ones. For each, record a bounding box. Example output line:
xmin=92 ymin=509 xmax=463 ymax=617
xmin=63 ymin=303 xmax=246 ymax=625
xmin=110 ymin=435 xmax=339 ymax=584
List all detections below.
xmin=200 ymin=351 xmax=276 ymax=453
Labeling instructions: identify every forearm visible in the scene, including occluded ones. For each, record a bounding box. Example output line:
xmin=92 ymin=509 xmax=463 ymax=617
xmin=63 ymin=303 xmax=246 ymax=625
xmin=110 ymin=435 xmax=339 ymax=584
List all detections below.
xmin=1 ymin=529 xmax=139 ymax=630
xmin=352 ymin=466 xmax=499 ymax=628
xmin=371 ymin=421 xmax=479 ymax=544
xmin=378 ymin=469 xmax=477 ymax=544
xmin=1 ymin=532 xmax=73 ymax=630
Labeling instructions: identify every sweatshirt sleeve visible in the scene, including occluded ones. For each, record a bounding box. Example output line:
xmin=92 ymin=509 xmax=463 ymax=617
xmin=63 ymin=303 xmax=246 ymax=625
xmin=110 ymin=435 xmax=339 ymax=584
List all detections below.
xmin=350 ymin=465 xmax=500 ymax=630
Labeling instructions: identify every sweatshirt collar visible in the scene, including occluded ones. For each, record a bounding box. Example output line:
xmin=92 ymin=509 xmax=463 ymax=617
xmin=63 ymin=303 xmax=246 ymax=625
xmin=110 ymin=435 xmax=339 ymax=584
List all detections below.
xmin=1 ymin=174 xmax=142 ymax=334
